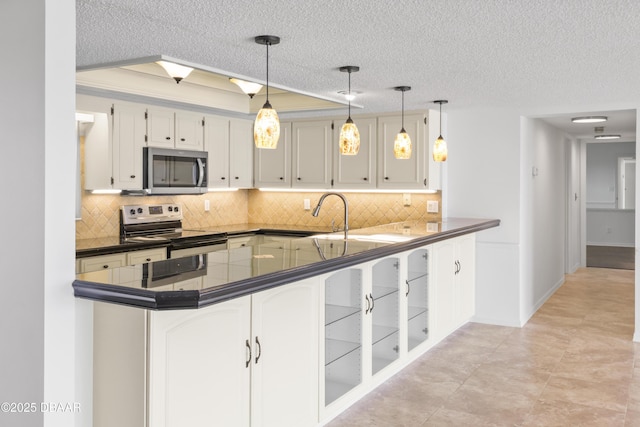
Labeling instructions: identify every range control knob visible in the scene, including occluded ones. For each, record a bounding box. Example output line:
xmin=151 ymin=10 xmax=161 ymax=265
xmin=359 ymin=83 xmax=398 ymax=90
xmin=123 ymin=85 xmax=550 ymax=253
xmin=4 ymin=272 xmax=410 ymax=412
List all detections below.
xmin=174 ymin=206 xmax=179 ymax=213
xmin=168 ymin=206 xmax=173 ymax=212
xmin=129 ymin=209 xmax=136 ymax=216
xmin=137 ymin=208 xmax=143 ymax=214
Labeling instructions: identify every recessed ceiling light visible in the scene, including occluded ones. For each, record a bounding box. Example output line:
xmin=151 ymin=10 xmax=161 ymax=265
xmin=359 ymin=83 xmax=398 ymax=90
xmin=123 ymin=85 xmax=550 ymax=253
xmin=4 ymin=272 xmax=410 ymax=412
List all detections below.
xmin=571 ymin=116 xmax=608 ymax=123
xmin=338 ymin=90 xmax=361 ymax=101
xmin=594 ymin=134 xmax=621 ymax=140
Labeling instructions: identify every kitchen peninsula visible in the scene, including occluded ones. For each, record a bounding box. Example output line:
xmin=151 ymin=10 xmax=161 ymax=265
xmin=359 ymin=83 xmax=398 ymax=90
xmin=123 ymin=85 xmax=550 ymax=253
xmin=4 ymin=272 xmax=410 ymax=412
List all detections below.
xmin=74 ymin=217 xmax=499 ymax=427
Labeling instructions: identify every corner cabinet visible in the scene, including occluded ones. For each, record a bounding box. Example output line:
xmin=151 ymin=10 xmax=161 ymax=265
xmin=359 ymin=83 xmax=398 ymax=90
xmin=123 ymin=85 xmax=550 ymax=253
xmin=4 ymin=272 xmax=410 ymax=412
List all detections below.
xmin=93 ymin=278 xmax=319 ymax=427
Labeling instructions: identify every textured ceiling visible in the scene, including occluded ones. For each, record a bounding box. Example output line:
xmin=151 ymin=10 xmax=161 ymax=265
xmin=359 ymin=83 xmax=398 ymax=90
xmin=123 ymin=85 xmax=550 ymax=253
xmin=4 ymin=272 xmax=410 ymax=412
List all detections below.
xmin=77 ymin=0 xmax=640 ymax=137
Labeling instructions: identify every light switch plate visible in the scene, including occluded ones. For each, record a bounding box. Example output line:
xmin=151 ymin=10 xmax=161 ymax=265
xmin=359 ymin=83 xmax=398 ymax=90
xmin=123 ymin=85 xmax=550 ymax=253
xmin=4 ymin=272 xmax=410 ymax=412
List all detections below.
xmin=204 ymin=199 xmax=210 ymax=212
xmin=402 ymin=193 xmax=411 ymax=206
xmin=427 ymin=200 xmax=439 ymax=213
xmin=303 ymin=199 xmax=311 ymax=210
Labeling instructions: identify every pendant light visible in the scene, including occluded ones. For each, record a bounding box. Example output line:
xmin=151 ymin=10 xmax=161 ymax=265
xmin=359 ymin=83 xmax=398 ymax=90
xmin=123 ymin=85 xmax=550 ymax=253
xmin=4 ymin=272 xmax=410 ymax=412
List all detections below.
xmin=393 ymin=86 xmax=412 ymax=159
xmin=254 ymin=35 xmax=281 ymax=149
xmin=338 ymin=66 xmax=361 ymax=155
xmin=432 ymin=100 xmax=448 ymax=162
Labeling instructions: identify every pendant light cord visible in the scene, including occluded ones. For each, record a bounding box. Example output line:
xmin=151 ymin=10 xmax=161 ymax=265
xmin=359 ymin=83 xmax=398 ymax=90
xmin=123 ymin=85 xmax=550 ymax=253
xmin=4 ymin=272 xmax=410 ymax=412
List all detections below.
xmin=401 ymin=90 xmax=405 ymax=131
xmin=347 ymin=70 xmax=352 ymax=119
xmin=439 ymin=102 xmax=442 ymax=135
xmin=265 ymin=42 xmax=270 ymax=102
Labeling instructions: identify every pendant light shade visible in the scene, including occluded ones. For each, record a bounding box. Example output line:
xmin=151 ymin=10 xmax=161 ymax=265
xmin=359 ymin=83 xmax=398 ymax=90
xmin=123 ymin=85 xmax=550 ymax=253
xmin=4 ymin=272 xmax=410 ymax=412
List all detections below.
xmin=433 ymin=100 xmax=448 ymax=162
xmin=393 ymin=86 xmax=412 ymax=159
xmin=254 ymin=35 xmax=281 ymax=149
xmin=339 ymin=66 xmax=360 ymax=155
xmin=229 ymin=78 xmax=263 ymax=98
xmin=156 ymin=60 xmax=194 ymax=84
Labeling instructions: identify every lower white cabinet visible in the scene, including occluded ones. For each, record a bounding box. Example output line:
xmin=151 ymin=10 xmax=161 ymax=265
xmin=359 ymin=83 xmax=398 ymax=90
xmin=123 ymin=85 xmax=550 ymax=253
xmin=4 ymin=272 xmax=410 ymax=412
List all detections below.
xmin=432 ymin=233 xmax=476 ymax=338
xmin=93 ymin=278 xmax=319 ymax=427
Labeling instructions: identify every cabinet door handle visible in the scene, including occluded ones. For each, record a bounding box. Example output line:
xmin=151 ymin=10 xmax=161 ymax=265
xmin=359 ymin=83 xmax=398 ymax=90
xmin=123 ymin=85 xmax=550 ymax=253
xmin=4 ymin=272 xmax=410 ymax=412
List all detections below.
xmin=363 ymin=177 xmax=368 ymax=181
xmin=221 ymin=177 xmax=226 ymax=180
xmin=102 ymin=265 xmax=109 ymax=269
xmin=454 ymin=261 xmax=458 ymax=274
xmin=180 ymin=138 xmax=185 ymax=141
xmin=245 ymin=339 xmax=251 ymax=368
xmin=297 ymin=177 xmax=302 ymax=181
xmin=405 ymin=279 xmax=410 ymax=297
xmin=279 ymin=177 xmax=284 ymax=180
xmin=384 ymin=177 xmax=390 ymax=180
xmin=235 ymin=176 xmax=239 ymax=180
xmin=370 ymin=293 xmax=374 ymax=313
xmin=165 ymin=136 xmax=171 ymax=140
xmin=255 ymin=336 xmax=262 ymax=364
xmin=364 ymin=294 xmax=371 ymax=314
xmin=130 ymin=175 xmax=136 ymax=179
xmin=146 ymin=258 xmax=151 ymax=262
xmin=458 ymin=260 xmax=462 ymax=274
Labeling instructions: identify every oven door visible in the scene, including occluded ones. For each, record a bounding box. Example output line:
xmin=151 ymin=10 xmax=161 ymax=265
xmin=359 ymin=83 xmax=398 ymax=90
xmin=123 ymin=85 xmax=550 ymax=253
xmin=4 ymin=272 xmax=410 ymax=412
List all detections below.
xmin=144 ymin=147 xmax=208 ymax=195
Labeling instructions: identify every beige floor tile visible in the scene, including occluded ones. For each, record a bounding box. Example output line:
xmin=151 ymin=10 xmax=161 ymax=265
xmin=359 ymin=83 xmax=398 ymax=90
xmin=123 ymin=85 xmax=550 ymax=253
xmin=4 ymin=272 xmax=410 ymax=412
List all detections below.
xmin=539 ymin=375 xmax=630 ymax=412
xmin=521 ymin=400 xmax=626 ymax=427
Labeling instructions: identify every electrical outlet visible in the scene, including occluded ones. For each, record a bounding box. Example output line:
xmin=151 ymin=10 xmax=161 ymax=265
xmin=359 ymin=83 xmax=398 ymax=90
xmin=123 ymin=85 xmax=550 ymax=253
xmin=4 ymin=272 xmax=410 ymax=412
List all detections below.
xmin=303 ymin=199 xmax=311 ymax=210
xmin=427 ymin=200 xmax=439 ymax=213
xmin=402 ymin=193 xmax=411 ymax=206
xmin=204 ymin=199 xmax=210 ymax=212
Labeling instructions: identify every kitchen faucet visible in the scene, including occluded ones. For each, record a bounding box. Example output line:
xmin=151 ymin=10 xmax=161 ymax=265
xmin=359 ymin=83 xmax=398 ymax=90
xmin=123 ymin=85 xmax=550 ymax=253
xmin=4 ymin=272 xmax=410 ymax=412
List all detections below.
xmin=312 ymin=192 xmax=349 ymax=241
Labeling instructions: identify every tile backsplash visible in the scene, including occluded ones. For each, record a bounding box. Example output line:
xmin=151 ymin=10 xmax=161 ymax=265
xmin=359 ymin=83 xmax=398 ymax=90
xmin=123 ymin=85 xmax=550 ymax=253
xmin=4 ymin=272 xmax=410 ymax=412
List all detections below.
xmin=76 ymin=190 xmax=441 ymax=240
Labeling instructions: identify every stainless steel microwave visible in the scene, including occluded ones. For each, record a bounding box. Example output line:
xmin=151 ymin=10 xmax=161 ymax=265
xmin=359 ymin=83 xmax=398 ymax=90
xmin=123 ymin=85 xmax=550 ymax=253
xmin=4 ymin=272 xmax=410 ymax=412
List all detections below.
xmin=143 ymin=147 xmax=208 ymax=195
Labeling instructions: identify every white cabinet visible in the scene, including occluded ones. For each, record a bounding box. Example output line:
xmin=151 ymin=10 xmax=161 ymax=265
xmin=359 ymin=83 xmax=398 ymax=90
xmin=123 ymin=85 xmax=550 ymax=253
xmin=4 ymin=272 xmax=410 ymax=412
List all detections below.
xmin=148 ymin=296 xmax=252 ymax=427
xmin=432 ymin=234 xmax=475 ymax=338
xmin=112 ymin=103 xmax=146 ymax=190
xmin=377 ymin=113 xmax=426 ymax=189
xmin=126 ymin=247 xmax=167 ymax=265
xmin=204 ymin=116 xmax=253 ymax=188
xmin=94 ymin=279 xmax=319 ymax=427
xmin=253 ymin=121 xmax=291 ymax=187
xmin=405 ymin=248 xmax=431 ymax=353
xmin=292 ymin=120 xmax=332 ymax=188
xmin=332 ymin=117 xmax=377 ymax=189
xmin=147 ymin=107 xmax=204 ymax=150
xmin=78 ymin=252 xmax=127 ymax=273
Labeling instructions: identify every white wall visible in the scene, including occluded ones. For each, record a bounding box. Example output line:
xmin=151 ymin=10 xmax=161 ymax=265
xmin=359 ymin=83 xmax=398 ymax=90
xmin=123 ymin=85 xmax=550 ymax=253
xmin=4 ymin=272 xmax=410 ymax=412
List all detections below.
xmin=521 ymin=118 xmax=568 ymax=321
xmin=586 ymin=142 xmax=635 ymax=208
xmin=587 ymin=209 xmax=635 ymax=247
xmin=0 ymin=1 xmax=78 ymax=427
xmin=447 ymin=108 xmax=575 ymax=327
xmin=446 ymin=107 xmax=522 ymax=326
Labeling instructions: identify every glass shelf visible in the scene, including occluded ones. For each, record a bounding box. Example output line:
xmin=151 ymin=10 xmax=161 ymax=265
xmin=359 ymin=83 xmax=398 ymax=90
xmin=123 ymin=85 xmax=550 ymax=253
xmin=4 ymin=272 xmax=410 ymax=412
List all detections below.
xmin=372 ymin=324 xmax=399 ymax=346
xmin=325 ymin=304 xmax=360 ymax=326
xmin=372 ymin=284 xmax=398 ymax=300
xmin=408 ymin=305 xmax=428 ymax=321
xmin=407 ymin=271 xmax=428 ymax=283
xmin=325 ymin=338 xmax=361 ymax=366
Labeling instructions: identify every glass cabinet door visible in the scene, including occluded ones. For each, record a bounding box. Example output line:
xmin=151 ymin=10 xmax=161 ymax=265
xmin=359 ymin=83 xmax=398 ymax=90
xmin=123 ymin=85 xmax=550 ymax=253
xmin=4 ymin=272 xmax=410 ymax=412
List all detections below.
xmin=370 ymin=257 xmax=400 ymax=375
xmin=324 ymin=268 xmax=362 ymax=405
xmin=407 ymin=249 xmax=429 ymax=351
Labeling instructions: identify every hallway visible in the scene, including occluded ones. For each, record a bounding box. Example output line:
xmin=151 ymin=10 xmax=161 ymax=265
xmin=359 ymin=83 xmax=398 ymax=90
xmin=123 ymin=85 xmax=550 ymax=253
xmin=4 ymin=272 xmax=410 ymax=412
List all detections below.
xmin=327 ymin=268 xmax=637 ymax=426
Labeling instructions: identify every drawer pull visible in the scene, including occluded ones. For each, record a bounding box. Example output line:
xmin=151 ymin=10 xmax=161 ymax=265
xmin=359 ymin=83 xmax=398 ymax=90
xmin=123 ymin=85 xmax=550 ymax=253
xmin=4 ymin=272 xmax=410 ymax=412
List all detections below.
xmin=102 ymin=265 xmax=109 ymax=269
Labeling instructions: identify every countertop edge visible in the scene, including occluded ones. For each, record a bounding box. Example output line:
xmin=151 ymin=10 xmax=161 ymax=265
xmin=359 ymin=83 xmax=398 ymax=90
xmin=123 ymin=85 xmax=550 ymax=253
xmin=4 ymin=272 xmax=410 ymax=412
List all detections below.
xmin=73 ymin=218 xmax=500 ymax=310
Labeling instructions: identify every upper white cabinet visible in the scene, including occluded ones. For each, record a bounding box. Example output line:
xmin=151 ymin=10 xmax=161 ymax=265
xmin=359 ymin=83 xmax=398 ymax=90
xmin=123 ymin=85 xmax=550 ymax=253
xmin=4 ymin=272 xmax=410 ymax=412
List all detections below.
xmin=147 ymin=107 xmax=204 ymax=150
xmin=377 ymin=113 xmax=427 ymax=189
xmin=332 ymin=117 xmax=377 ymax=189
xmin=292 ymin=120 xmax=332 ymax=188
xmin=112 ymin=103 xmax=146 ymax=190
xmin=204 ymin=116 xmax=253 ymax=188
xmin=253 ymin=121 xmax=292 ymax=188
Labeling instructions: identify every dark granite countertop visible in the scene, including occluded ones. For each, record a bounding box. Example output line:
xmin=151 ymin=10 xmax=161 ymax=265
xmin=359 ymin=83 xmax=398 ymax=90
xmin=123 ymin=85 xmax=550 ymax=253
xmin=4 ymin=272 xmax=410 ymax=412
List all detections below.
xmin=73 ymin=218 xmax=499 ymax=310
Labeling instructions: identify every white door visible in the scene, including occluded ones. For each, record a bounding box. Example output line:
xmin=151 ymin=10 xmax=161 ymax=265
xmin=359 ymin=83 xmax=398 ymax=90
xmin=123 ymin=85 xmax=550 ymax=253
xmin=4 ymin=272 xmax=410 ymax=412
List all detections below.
xmin=148 ymin=297 xmax=252 ymax=427
xmin=377 ymin=114 xmax=424 ymax=189
xmin=204 ymin=115 xmax=230 ymax=187
xmin=229 ymin=118 xmax=253 ymax=188
xmin=254 ymin=121 xmax=291 ymax=187
xmin=147 ymin=107 xmax=175 ymax=148
xmin=292 ymin=120 xmax=332 ymax=188
xmin=112 ymin=103 xmax=146 ymax=190
xmin=175 ymin=111 xmax=204 ymax=150
xmin=251 ymin=281 xmax=319 ymax=427
xmin=455 ymin=234 xmax=476 ymax=323
xmin=333 ymin=117 xmax=376 ymax=189
xmin=432 ymin=239 xmax=456 ymax=338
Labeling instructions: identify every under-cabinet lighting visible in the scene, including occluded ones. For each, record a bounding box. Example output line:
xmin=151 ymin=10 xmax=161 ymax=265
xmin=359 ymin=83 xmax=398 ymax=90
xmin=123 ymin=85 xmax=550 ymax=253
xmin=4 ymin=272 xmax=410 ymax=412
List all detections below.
xmin=207 ymin=188 xmax=240 ymax=192
xmin=90 ymin=189 xmax=122 ymax=194
xmin=258 ymin=188 xmax=438 ymax=194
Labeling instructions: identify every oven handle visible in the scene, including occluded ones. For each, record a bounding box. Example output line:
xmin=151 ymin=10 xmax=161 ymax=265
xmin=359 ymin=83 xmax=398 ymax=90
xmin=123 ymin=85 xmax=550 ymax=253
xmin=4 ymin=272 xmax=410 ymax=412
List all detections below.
xmin=196 ymin=158 xmax=205 ymax=187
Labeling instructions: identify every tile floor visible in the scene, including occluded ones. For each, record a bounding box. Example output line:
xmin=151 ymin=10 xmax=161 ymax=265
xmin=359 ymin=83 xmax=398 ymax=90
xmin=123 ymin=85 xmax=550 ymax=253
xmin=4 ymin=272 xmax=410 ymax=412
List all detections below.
xmin=327 ymin=267 xmax=638 ymax=426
